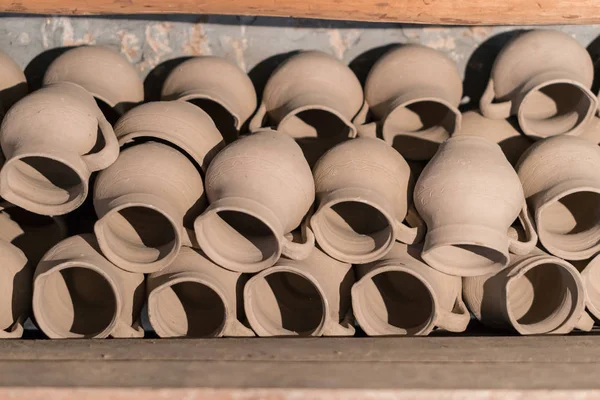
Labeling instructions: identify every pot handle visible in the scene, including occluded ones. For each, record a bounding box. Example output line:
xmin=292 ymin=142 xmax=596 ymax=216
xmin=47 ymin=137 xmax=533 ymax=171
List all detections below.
xmin=508 ymin=202 xmax=538 ymax=255
xmin=575 ymin=311 xmax=595 ymax=332
xmin=394 ymin=212 xmax=425 ymax=245
xmin=249 ymin=103 xmax=268 ymax=132
xmin=81 ymin=115 xmax=120 ymax=172
xmin=436 ymin=297 xmax=470 ymax=333
xmin=480 ymin=78 xmax=512 ymax=120
xmin=282 ymin=225 xmax=315 ymax=260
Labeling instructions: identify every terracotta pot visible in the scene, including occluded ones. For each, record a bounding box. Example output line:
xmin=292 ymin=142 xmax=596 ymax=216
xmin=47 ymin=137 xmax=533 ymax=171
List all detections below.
xmin=415 ymin=136 xmax=537 ymax=277
xmin=43 ymin=46 xmax=144 ymax=114
xmin=33 ymin=234 xmax=145 ymax=339
xmin=0 ymin=82 xmax=119 ymax=215
xmin=0 ymin=240 xmax=31 ymax=338
xmin=114 ymin=101 xmax=225 ymax=172
xmin=574 ymin=254 xmax=600 ymax=321
xmin=457 ymin=110 xmax=533 ymax=166
xmin=352 ymin=243 xmax=469 ymax=336
xmin=94 ymin=142 xmax=205 ymax=273
xmin=359 ymin=44 xmax=462 ymax=161
xmin=480 ymin=30 xmax=597 ymax=139
xmin=463 ymin=246 xmax=593 ymax=335
xmin=310 ymin=137 xmax=422 ymax=264
xmin=147 ymin=247 xmax=254 ymax=338
xmin=195 ymin=130 xmax=315 ymax=273
xmin=517 ymin=135 xmax=600 ymax=260
xmin=0 ymin=50 xmax=28 ymax=115
xmin=244 ymin=246 xmax=354 ymax=337
xmin=161 ymin=56 xmax=257 ymax=143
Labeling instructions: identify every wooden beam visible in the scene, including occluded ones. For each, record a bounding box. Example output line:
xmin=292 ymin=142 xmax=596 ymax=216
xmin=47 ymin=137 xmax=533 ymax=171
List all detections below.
xmin=0 ymin=0 xmax=599 ymax=25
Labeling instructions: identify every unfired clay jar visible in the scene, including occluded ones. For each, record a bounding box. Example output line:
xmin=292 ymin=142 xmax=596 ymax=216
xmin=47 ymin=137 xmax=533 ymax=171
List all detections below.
xmin=195 ymin=130 xmax=315 ymax=273
xmin=579 ymin=117 xmax=600 ymax=145
xmin=94 ymin=142 xmax=205 ymax=273
xmin=415 ymin=136 xmax=537 ymax=277
xmin=352 ymin=243 xmax=469 ymax=336
xmin=43 ymin=46 xmax=144 ymax=114
xmin=310 ymin=137 xmax=421 ymax=264
xmin=244 ymin=246 xmax=354 ymax=337
xmin=480 ymin=30 xmax=597 ymax=139
xmin=33 ymin=234 xmax=145 ymax=339
xmin=147 ymin=247 xmax=254 ymax=338
xmin=0 ymin=50 xmax=27 ymax=115
xmin=0 ymin=82 xmax=119 ymax=215
xmin=456 ymin=110 xmax=532 ymax=166
xmin=161 ymin=56 xmax=257 ymax=143
xmin=574 ymin=255 xmax=600 ymax=321
xmin=359 ymin=44 xmax=462 ymax=161
xmin=114 ymin=101 xmax=225 ymax=172
xmin=463 ymin=246 xmax=593 ymax=335
xmin=0 ymin=240 xmax=31 ymax=338
xmin=517 ymin=135 xmax=600 ymax=260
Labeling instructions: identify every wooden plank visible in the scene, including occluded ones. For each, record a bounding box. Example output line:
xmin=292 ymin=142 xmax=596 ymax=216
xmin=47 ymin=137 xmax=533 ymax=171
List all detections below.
xmin=0 ymin=0 xmax=599 ymax=25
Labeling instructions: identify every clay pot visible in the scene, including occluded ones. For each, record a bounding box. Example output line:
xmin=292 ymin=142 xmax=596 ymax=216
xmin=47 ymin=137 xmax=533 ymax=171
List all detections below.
xmin=0 ymin=240 xmax=31 ymax=338
xmin=310 ymin=137 xmax=421 ymax=264
xmin=456 ymin=110 xmax=533 ymax=166
xmin=480 ymin=30 xmax=596 ymax=139
xmin=352 ymin=243 xmax=469 ymax=336
xmin=94 ymin=142 xmax=205 ymax=273
xmin=244 ymin=246 xmax=354 ymax=337
xmin=0 ymin=82 xmax=119 ymax=216
xmin=0 ymin=50 xmax=27 ymax=115
xmin=579 ymin=117 xmax=600 ymax=145
xmin=114 ymin=101 xmax=225 ymax=172
xmin=33 ymin=234 xmax=145 ymax=339
xmin=161 ymin=56 xmax=257 ymax=143
xmin=43 ymin=46 xmax=144 ymax=115
xmin=517 ymin=135 xmax=600 ymax=260
xmin=463 ymin=246 xmax=593 ymax=335
xmin=195 ymin=130 xmax=315 ymax=273
xmin=574 ymin=255 xmax=600 ymax=321
xmin=415 ymin=136 xmax=537 ymax=277
xmin=359 ymin=44 xmax=462 ymax=161
xmin=147 ymin=247 xmax=254 ymax=338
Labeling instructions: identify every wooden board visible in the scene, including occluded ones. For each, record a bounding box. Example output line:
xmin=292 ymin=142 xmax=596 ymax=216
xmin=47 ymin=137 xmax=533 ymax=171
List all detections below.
xmin=1 ymin=0 xmax=599 ymax=25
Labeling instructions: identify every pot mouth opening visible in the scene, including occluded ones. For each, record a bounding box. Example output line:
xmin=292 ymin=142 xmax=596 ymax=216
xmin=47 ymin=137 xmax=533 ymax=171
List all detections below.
xmin=247 ymin=270 xmax=325 ymax=336
xmin=188 ymin=98 xmax=238 ymax=144
xmin=150 ymin=280 xmax=226 ymax=338
xmin=424 ymin=244 xmax=507 ymax=276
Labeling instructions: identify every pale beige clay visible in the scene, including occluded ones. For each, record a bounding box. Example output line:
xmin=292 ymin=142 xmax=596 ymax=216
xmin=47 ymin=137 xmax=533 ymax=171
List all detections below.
xmin=480 ymin=30 xmax=597 ymax=139
xmin=94 ymin=142 xmax=205 ymax=273
xmin=359 ymin=44 xmax=462 ymax=161
xmin=195 ymin=130 xmax=315 ymax=273
xmin=244 ymin=246 xmax=354 ymax=337
xmin=0 ymin=82 xmax=119 ymax=216
xmin=0 ymin=240 xmax=31 ymax=338
xmin=0 ymin=49 xmax=28 ymax=115
xmin=352 ymin=243 xmax=469 ymax=336
xmin=33 ymin=234 xmax=145 ymax=339
xmin=147 ymin=247 xmax=254 ymax=338
xmin=579 ymin=116 xmax=600 ymax=145
xmin=574 ymin=254 xmax=600 ymax=321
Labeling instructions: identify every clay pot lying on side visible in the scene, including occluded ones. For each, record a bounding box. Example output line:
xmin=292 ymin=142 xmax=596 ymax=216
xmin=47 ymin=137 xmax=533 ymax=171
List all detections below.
xmin=517 ymin=135 xmax=600 ymax=260
xmin=33 ymin=234 xmax=145 ymax=339
xmin=161 ymin=56 xmax=257 ymax=143
xmin=359 ymin=44 xmax=462 ymax=161
xmin=352 ymin=243 xmax=469 ymax=336
xmin=574 ymin=255 xmax=600 ymax=321
xmin=579 ymin=117 xmax=600 ymax=145
xmin=480 ymin=30 xmax=597 ymax=139
xmin=195 ymin=130 xmax=315 ymax=273
xmin=0 ymin=82 xmax=119 ymax=216
xmin=147 ymin=247 xmax=254 ymax=338
xmin=244 ymin=246 xmax=354 ymax=337
xmin=415 ymin=136 xmax=537 ymax=277
xmin=94 ymin=142 xmax=206 ymax=273
xmin=463 ymin=246 xmax=593 ymax=335
xmin=0 ymin=240 xmax=31 ymax=338
xmin=311 ymin=137 xmax=422 ymax=264
xmin=0 ymin=49 xmax=28 ymax=115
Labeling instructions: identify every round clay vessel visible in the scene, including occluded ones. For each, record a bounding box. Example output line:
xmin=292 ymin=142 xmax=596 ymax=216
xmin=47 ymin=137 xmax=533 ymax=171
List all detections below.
xmin=0 ymin=50 xmax=28 ymax=115
xmin=114 ymin=101 xmax=225 ymax=172
xmin=480 ymin=30 xmax=596 ymax=139
xmin=195 ymin=130 xmax=315 ymax=273
xmin=161 ymin=56 xmax=257 ymax=143
xmin=415 ymin=135 xmax=537 ymax=277
xmin=579 ymin=116 xmax=600 ymax=145
xmin=94 ymin=142 xmax=206 ymax=273
xmin=244 ymin=246 xmax=354 ymax=337
xmin=0 ymin=82 xmax=119 ymax=215
xmin=43 ymin=45 xmax=144 ymax=114
xmin=352 ymin=243 xmax=469 ymax=336
xmin=310 ymin=137 xmax=421 ymax=264
xmin=147 ymin=247 xmax=254 ymax=338
xmin=0 ymin=240 xmax=31 ymax=338
xmin=517 ymin=135 xmax=600 ymax=260
xmin=360 ymin=44 xmax=462 ymax=161
xmin=33 ymin=234 xmax=145 ymax=339
xmin=575 ymin=254 xmax=600 ymax=321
